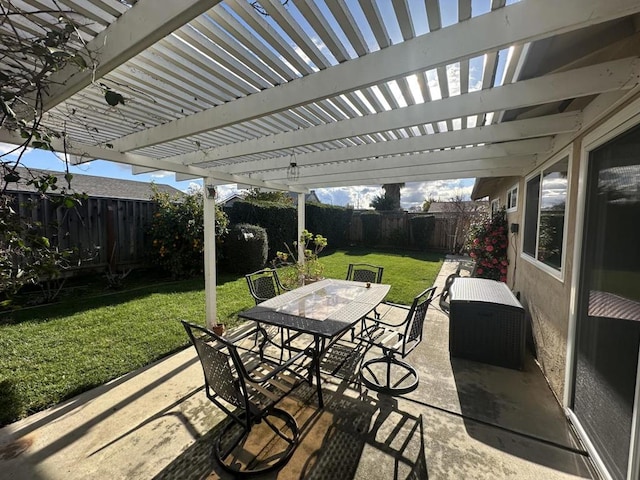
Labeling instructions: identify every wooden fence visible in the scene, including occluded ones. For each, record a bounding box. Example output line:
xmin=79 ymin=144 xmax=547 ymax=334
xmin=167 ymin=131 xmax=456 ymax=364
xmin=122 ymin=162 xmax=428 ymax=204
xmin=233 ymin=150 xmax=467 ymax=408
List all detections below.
xmin=347 ymin=211 xmax=476 ymax=252
xmin=11 ymin=192 xmax=156 ymax=274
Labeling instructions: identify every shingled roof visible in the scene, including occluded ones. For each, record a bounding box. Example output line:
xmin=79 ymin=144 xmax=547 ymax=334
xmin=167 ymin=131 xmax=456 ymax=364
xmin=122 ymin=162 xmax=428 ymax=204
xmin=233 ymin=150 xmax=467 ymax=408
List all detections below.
xmin=6 ymin=167 xmax=183 ymax=201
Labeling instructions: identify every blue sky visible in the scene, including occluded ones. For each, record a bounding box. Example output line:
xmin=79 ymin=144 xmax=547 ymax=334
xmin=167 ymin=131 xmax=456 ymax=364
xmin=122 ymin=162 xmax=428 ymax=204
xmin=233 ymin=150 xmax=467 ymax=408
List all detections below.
xmin=2 ymin=0 xmax=512 ymax=210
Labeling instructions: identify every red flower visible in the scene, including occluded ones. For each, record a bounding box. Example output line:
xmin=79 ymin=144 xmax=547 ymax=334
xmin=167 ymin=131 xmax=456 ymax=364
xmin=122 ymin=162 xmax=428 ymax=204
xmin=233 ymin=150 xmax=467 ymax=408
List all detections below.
xmin=485 ymin=245 xmax=494 ymax=252
xmin=501 ymin=260 xmax=508 ymax=266
xmin=500 ymin=276 xmax=507 ymax=282
xmin=492 ymin=258 xmax=498 ymax=264
xmin=473 ymin=238 xmax=479 ymax=245
xmin=470 ymin=252 xmax=476 ymax=258
xmin=477 ymin=268 xmax=484 ymax=275
xmin=501 ymin=268 xmax=507 ymax=274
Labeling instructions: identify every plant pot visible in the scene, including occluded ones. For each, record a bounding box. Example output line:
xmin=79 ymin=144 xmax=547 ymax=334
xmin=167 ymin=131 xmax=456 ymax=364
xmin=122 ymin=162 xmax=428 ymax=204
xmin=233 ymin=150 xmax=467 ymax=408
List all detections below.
xmin=212 ymin=324 xmax=225 ymax=336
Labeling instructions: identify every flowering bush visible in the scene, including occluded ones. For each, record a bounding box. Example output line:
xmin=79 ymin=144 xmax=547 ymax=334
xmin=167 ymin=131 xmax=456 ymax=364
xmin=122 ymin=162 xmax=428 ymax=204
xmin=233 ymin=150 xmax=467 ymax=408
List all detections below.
xmin=465 ymin=207 xmax=509 ymax=282
xmin=274 ymin=229 xmax=328 ymax=287
xmin=148 ymin=185 xmax=228 ymax=278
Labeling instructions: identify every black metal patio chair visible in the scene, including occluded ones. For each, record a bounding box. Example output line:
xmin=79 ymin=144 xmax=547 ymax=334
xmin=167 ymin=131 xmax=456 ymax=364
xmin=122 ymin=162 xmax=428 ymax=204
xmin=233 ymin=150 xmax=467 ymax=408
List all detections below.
xmin=346 ymin=263 xmax=384 ymax=284
xmin=439 ymin=260 xmax=476 ymax=313
xmin=355 ymin=286 xmax=436 ymax=395
xmin=245 ymin=268 xmax=289 ymax=305
xmin=245 ymin=268 xmax=314 ymax=355
xmin=182 ymin=320 xmax=313 ymax=476
xmin=346 ymin=263 xmax=384 ymax=319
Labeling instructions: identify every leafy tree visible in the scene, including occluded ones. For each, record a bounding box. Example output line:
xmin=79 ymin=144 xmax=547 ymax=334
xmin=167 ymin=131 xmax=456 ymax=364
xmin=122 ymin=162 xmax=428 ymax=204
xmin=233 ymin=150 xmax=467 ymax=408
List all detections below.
xmin=148 ymin=185 xmax=229 ymax=278
xmin=370 ymin=193 xmax=396 ymax=211
xmin=371 ymin=183 xmax=404 ymax=210
xmin=1 ymin=5 xmax=95 ymax=307
xmin=244 ymin=188 xmax=293 ymax=204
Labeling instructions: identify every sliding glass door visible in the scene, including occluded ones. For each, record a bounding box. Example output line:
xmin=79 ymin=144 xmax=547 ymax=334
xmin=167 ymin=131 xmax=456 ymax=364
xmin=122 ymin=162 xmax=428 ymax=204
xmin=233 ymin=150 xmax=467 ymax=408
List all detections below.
xmin=573 ymin=124 xmax=640 ymax=480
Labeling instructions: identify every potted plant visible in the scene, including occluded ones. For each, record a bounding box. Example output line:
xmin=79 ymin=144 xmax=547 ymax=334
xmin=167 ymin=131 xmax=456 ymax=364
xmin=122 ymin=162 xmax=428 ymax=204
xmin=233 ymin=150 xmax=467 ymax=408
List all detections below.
xmin=275 ymin=230 xmax=328 ymax=287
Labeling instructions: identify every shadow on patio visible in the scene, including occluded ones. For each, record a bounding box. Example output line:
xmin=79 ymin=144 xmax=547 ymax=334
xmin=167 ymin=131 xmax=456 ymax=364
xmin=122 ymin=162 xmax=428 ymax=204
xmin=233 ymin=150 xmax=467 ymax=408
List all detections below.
xmin=0 ymin=258 xmax=597 ymax=479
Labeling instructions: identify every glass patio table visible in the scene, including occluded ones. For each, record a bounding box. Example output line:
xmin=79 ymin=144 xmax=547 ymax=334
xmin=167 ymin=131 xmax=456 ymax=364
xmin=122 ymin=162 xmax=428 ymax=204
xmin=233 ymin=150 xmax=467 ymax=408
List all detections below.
xmin=238 ymin=278 xmax=390 ymax=408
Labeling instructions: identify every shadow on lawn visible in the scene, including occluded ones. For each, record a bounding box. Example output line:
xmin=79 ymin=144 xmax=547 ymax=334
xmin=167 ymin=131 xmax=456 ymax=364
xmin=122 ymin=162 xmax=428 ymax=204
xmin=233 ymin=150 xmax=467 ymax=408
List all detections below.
xmin=0 ymin=273 xmax=246 ymax=326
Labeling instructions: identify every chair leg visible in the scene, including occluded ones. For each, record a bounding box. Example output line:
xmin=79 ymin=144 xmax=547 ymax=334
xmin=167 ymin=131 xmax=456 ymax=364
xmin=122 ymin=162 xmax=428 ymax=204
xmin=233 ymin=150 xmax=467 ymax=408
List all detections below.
xmin=360 ymin=354 xmax=419 ymax=395
xmin=215 ymin=408 xmax=299 ymax=476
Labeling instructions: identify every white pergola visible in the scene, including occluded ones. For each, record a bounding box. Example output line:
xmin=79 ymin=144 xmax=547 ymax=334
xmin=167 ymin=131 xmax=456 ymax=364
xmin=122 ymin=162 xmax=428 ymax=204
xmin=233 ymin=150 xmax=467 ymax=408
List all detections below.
xmin=2 ymin=0 xmax=640 ymax=327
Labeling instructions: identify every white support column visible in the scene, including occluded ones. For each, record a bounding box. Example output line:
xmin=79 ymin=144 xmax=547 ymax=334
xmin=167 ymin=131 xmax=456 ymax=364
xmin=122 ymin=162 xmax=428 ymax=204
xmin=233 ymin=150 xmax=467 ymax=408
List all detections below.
xmin=203 ymin=178 xmax=217 ymax=329
xmin=297 ymin=193 xmax=306 ymax=270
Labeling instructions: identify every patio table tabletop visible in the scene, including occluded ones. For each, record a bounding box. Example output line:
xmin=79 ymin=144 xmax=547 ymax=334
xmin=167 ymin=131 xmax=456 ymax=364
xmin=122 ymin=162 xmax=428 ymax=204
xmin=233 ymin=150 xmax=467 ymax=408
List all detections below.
xmin=239 ymin=278 xmax=390 ymax=407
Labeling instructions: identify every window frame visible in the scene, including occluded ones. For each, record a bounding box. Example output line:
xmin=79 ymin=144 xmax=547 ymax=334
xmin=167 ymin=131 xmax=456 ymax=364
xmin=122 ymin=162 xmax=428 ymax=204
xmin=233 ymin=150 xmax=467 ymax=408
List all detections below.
xmin=506 ymin=183 xmax=518 ymax=212
xmin=521 ymin=148 xmax=572 ymax=280
xmin=490 ymin=198 xmax=500 ymax=216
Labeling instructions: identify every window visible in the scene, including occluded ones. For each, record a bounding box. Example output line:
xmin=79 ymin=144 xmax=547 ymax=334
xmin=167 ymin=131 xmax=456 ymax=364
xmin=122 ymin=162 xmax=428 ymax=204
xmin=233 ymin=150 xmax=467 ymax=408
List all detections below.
xmin=490 ymin=198 xmax=500 ymax=216
xmin=523 ymin=155 xmax=569 ymax=272
xmin=506 ymin=184 xmax=518 ymax=211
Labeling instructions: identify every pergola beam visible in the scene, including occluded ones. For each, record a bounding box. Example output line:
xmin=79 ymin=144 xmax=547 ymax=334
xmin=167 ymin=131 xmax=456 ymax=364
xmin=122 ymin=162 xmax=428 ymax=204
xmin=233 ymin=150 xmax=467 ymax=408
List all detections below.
xmin=306 ymin=166 xmax=529 ymax=188
xmin=42 ymin=0 xmax=223 ymax=111
xmin=110 ymin=0 xmax=640 ymax=152
xmin=215 ymin=113 xmax=578 ymax=174
xmin=253 ymin=138 xmax=548 ymax=182
xmin=0 ymin=130 xmax=306 ymax=193
xmin=168 ymin=58 xmax=635 ymax=167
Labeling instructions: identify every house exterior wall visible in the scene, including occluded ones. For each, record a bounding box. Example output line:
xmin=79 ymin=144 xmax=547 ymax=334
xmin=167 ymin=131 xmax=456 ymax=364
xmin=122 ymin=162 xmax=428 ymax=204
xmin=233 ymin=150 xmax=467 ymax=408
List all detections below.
xmin=480 ymin=91 xmax=640 ymax=402
xmin=484 ymin=145 xmax=581 ymax=401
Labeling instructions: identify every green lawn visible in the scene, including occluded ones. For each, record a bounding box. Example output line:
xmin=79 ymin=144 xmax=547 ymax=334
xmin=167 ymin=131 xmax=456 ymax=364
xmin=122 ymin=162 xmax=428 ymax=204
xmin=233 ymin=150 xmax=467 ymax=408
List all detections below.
xmin=0 ymin=248 xmax=443 ymax=425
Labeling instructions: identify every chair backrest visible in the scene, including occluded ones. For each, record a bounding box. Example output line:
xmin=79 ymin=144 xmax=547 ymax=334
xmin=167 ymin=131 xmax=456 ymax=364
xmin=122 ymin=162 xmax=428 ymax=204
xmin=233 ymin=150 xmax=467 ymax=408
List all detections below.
xmin=456 ymin=260 xmax=476 ymax=277
xmin=246 ymin=268 xmax=284 ymax=304
xmin=346 ymin=263 xmax=384 ymax=284
xmin=401 ymin=286 xmax=436 ymax=357
xmin=439 ymin=260 xmax=476 ymax=313
xmin=181 ymin=321 xmax=244 ymax=408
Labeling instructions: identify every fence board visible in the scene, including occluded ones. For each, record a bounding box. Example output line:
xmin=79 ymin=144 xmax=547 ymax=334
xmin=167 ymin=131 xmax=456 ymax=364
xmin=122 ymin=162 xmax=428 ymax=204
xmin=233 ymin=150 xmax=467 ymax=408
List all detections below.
xmin=10 ymin=192 xmax=157 ymax=275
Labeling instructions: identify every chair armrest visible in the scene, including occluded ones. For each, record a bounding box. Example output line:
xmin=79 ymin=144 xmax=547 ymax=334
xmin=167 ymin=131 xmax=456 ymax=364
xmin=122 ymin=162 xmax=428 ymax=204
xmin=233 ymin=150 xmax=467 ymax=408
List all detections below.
xmin=380 ymin=301 xmax=410 ymax=310
xmin=362 ymin=303 xmax=409 ymax=328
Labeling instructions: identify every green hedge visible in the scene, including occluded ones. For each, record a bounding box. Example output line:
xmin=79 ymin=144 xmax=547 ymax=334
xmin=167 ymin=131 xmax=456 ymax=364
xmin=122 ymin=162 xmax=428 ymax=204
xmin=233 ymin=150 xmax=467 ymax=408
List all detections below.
xmin=409 ymin=215 xmax=435 ymax=251
xmin=229 ymin=200 xmax=352 ymax=261
xmin=305 ymin=203 xmax=352 ymax=250
xmin=229 ymin=201 xmax=296 ymax=261
xmin=360 ymin=211 xmax=381 ymax=246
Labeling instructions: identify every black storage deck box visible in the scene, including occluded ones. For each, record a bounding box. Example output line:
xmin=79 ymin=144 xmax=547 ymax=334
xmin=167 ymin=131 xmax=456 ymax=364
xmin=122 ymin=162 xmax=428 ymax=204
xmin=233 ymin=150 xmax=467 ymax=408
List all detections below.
xmin=449 ymin=278 xmax=525 ymax=370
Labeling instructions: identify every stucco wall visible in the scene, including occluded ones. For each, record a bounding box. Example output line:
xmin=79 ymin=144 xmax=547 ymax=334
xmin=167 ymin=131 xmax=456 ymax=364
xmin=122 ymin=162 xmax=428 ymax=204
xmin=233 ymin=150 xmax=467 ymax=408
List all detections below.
xmin=483 ymin=150 xmax=581 ymax=402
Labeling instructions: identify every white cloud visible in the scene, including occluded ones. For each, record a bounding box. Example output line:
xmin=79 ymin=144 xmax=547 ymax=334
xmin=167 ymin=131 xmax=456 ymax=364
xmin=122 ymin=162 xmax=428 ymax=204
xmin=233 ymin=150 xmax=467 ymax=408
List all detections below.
xmin=317 ymin=180 xmax=475 ymax=211
xmin=150 ymin=170 xmax=173 ymax=179
xmin=186 ymin=182 xmax=202 ymax=195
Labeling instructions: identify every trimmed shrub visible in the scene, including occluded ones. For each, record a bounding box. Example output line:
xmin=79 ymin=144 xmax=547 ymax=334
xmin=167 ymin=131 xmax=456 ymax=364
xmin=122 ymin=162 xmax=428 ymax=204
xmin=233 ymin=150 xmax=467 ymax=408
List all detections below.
xmin=222 ymin=223 xmax=268 ymax=274
xmin=229 ymin=200 xmax=296 ymax=261
xmin=409 ymin=215 xmax=435 ymax=250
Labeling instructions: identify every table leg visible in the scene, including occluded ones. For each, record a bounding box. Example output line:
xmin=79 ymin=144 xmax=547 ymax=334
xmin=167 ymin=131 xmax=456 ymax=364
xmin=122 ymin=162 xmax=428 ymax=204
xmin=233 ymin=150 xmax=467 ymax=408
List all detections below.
xmin=313 ymin=336 xmax=324 ymax=409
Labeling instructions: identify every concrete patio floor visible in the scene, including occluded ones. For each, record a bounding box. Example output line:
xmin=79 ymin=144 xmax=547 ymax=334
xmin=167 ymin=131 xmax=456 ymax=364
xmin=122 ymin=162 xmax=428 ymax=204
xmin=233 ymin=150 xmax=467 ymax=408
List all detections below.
xmin=0 ymin=258 xmax=598 ymax=479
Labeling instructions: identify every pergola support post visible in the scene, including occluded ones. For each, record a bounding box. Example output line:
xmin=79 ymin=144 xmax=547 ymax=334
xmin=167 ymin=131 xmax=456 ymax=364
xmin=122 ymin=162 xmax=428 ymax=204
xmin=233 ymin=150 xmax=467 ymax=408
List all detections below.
xmin=297 ymin=193 xmax=306 ymax=274
xmin=203 ymin=178 xmax=217 ymax=330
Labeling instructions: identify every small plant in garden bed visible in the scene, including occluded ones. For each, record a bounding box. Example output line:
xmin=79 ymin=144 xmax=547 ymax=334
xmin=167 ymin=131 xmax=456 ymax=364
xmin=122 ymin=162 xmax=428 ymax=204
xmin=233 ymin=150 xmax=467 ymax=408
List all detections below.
xmin=275 ymin=230 xmax=328 ymax=287
xmin=465 ymin=208 xmax=509 ymax=282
